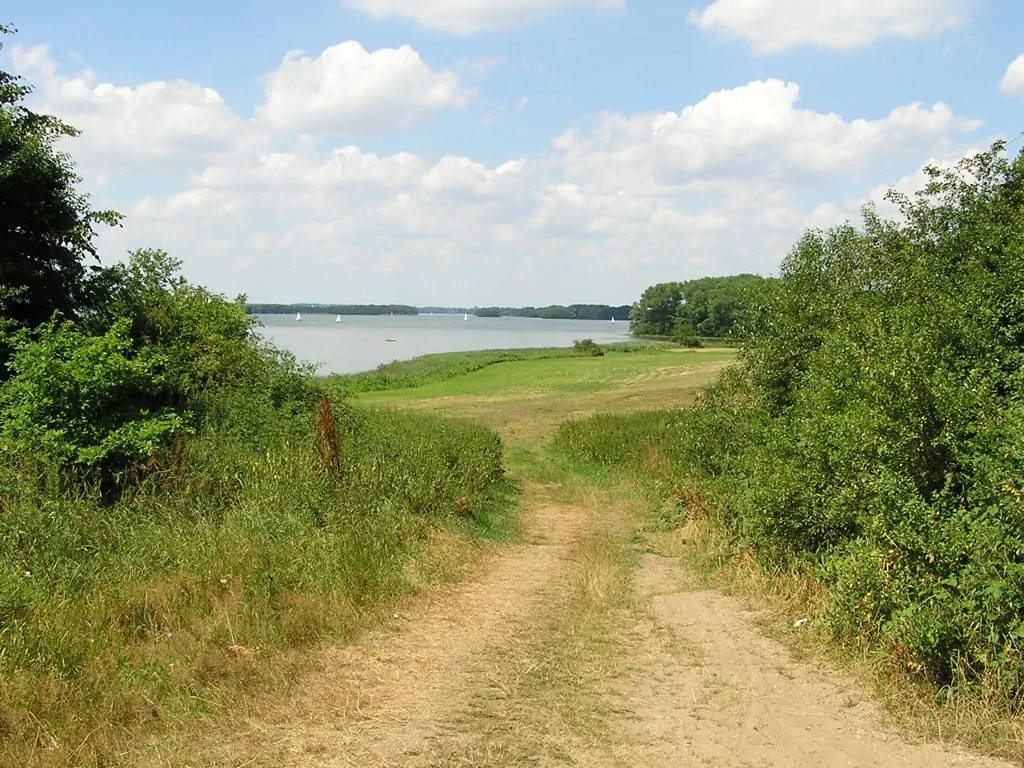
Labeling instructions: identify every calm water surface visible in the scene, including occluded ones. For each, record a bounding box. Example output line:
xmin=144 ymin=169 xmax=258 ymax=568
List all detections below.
xmin=254 ymin=313 xmax=632 ymax=374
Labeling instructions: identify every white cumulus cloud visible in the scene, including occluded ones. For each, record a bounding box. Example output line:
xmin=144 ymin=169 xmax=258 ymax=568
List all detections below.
xmin=9 ymin=45 xmax=257 ymax=172
xmin=13 ymin=42 xmax=983 ymax=304
xmin=553 ymin=80 xmax=978 ymax=192
xmin=999 ymin=53 xmax=1024 ymax=99
xmin=688 ymin=0 xmax=971 ymax=53
xmin=342 ymin=0 xmax=623 ymax=34
xmin=257 ymin=41 xmax=466 ymax=137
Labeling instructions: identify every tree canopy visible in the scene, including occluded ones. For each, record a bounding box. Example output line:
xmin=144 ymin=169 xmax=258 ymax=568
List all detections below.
xmin=629 ymin=275 xmax=768 ymax=337
xmin=0 ymin=25 xmax=120 ymax=336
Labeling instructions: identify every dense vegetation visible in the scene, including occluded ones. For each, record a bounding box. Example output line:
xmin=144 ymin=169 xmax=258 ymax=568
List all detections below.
xmin=558 ymin=142 xmax=1024 ymax=707
xmin=629 ymin=274 xmax=768 ymax=339
xmin=246 ymin=302 xmax=417 ymax=315
xmin=0 ymin=38 xmax=510 ymax=765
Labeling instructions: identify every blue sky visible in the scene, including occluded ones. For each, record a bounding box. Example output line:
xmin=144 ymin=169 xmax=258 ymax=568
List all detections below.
xmin=4 ymin=0 xmax=1023 ymax=305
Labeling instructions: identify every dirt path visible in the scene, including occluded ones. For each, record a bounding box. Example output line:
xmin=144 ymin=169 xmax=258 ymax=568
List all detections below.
xmin=617 ymin=553 xmax=1008 ymax=767
xmin=177 ymin=461 xmax=1013 ymax=767
xmin=166 ymin=359 xmax=1015 ymax=767
xmin=180 ymin=475 xmax=593 ymax=767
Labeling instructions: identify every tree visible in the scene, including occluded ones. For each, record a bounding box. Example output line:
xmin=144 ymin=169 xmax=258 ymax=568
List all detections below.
xmin=674 ymin=274 xmax=768 ymax=337
xmin=630 ymin=282 xmax=683 ymax=335
xmin=0 ymin=25 xmax=120 ymax=336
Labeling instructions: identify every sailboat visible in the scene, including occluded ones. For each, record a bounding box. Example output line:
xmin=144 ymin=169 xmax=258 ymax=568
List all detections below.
xmin=296 ymin=312 xmax=302 ymax=321
xmin=335 ymin=314 xmax=342 ymax=323
xmin=611 ymin=317 xmax=616 ymax=324
xmin=463 ymin=313 xmax=469 ymax=321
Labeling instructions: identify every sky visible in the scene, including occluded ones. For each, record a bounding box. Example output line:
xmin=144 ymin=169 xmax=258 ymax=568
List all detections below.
xmin=4 ymin=0 xmax=1023 ymax=306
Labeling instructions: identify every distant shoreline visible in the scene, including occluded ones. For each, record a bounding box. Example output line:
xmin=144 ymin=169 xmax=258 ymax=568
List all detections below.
xmin=247 ymin=303 xmax=632 ymax=321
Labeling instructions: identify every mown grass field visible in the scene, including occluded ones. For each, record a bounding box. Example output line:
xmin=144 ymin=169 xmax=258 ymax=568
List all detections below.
xmin=353 ymin=346 xmax=735 ymax=443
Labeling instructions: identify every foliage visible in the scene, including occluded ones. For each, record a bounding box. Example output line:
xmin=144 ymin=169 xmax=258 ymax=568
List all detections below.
xmin=629 ymin=281 xmax=684 ymax=336
xmin=573 ymin=338 xmax=605 ymax=356
xmin=0 ymin=26 xmax=120 ymax=338
xmin=0 ymin=318 xmax=184 ymax=478
xmin=0 ymin=249 xmax=314 ymax=493
xmin=671 ymin=322 xmax=702 ymax=347
xmin=629 ymin=275 xmax=768 ymax=337
xmin=559 ymin=142 xmax=1024 ymax=704
xmin=675 ymin=274 xmax=768 ymax=337
xmin=93 ymin=248 xmax=313 ymax=416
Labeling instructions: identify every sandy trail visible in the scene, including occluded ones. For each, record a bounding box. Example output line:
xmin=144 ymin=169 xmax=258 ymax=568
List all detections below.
xmin=189 ymin=479 xmax=589 ymax=767
xmin=614 ymin=553 xmax=1009 ymax=767
xmin=178 ymin=359 xmax=1014 ymax=767
xmin=187 ymin=475 xmax=1013 ymax=768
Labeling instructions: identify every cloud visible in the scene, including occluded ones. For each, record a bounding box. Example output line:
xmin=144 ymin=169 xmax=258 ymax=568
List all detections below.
xmin=9 ymin=45 xmax=257 ymax=172
xmin=552 ymin=80 xmax=978 ymax=191
xmin=13 ymin=42 xmax=981 ymax=304
xmin=257 ymin=42 xmax=467 ymax=137
xmin=1000 ymin=53 xmax=1024 ymax=99
xmin=342 ymin=0 xmax=623 ymax=34
xmin=100 ymin=78 xmax=978 ymax=303
xmin=688 ymin=0 xmax=971 ymax=53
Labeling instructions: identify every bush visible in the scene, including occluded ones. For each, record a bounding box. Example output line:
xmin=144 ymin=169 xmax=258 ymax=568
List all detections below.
xmin=0 ymin=318 xmax=185 ymax=483
xmin=557 ymin=142 xmax=1024 ymax=703
xmin=573 ymin=338 xmax=604 ymax=356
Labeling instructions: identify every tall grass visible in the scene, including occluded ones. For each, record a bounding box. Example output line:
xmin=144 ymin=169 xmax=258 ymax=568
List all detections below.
xmin=0 ymin=397 xmax=511 ymax=767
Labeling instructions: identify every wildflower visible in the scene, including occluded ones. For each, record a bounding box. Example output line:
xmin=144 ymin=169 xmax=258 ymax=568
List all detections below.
xmin=23 ymin=570 xmax=31 ymax=577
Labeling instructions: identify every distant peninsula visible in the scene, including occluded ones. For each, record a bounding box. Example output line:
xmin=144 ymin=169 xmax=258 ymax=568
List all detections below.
xmin=248 ymin=303 xmax=632 ymax=320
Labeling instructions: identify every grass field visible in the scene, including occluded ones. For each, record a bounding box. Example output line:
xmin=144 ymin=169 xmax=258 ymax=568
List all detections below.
xmin=329 ymin=340 xmax=672 ymax=394
xmin=354 ymin=346 xmax=735 ymax=443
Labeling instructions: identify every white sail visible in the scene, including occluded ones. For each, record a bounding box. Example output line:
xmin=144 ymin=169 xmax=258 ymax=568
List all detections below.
xmin=463 ymin=313 xmax=469 ymax=321
xmin=335 ymin=314 xmax=342 ymax=323
xmin=296 ymin=312 xmax=302 ymax=321
xmin=611 ymin=317 xmax=616 ymax=323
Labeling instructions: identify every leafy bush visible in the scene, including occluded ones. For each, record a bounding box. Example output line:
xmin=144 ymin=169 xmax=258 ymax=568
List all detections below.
xmin=671 ymin=322 xmax=703 ymax=348
xmin=559 ymin=142 xmax=1024 ymax=703
xmin=0 ymin=318 xmax=184 ymax=481
xmin=573 ymin=338 xmax=605 ymax=356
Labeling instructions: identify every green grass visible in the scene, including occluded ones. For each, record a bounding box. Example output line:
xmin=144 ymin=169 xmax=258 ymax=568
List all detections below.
xmin=354 ymin=348 xmax=734 ymax=406
xmin=327 ymin=341 xmax=672 ymax=395
xmin=0 ymin=401 xmax=514 ymax=768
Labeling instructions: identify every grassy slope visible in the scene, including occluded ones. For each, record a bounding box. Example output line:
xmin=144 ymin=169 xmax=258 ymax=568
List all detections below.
xmin=329 ymin=341 xmax=671 ymax=394
xmin=0 ymin=402 xmax=514 ymax=768
xmin=355 ymin=347 xmax=734 ymax=444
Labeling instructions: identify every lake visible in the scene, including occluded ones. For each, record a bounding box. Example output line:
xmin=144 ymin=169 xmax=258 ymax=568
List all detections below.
xmin=254 ymin=313 xmax=633 ymax=374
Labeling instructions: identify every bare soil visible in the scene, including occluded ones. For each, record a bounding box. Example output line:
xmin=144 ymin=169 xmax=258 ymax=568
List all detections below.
xmin=149 ymin=357 xmax=1015 ymax=767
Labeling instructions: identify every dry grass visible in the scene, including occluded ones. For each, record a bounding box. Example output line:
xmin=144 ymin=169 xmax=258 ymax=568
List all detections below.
xmin=417 ymin=481 xmax=641 ymax=766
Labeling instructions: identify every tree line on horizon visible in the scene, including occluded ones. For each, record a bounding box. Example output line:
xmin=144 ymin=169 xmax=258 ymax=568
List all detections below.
xmin=246 ymin=303 xmax=634 ymax=320
xmin=246 ymin=302 xmax=418 ymax=315
xmin=472 ymin=303 xmax=632 ymax=320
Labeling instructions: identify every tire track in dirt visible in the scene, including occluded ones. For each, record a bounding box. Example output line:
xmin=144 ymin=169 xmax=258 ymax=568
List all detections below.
xmin=183 ymin=479 xmax=589 ymax=767
xmin=609 ymin=552 xmax=1014 ymax=768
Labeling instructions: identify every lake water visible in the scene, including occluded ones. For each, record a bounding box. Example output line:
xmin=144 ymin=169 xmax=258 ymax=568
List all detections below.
xmin=254 ymin=313 xmax=633 ymax=374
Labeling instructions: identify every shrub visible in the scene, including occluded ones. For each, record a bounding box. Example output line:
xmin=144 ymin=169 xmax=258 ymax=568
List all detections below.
xmin=0 ymin=318 xmax=185 ymax=484
xmin=573 ymin=338 xmax=605 ymax=356
xmin=558 ymin=141 xmax=1024 ymax=702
